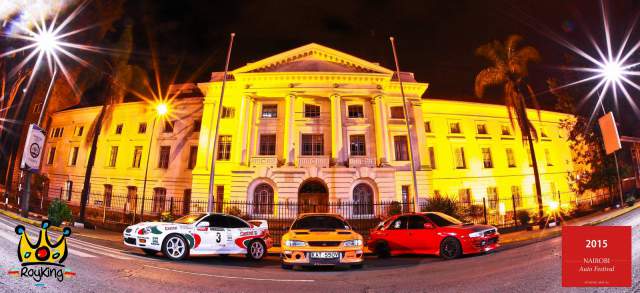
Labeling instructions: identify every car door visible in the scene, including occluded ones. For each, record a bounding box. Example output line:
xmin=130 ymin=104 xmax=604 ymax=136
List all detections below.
xmin=200 ymin=215 xmax=228 ymax=253
xmin=406 ymin=215 xmax=437 ymax=252
xmin=384 ymin=216 xmax=410 ymax=252
xmin=222 ymin=215 xmax=252 ymax=253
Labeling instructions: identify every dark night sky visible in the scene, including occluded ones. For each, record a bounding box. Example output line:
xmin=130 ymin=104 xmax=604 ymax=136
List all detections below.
xmin=119 ymin=0 xmax=640 ymax=133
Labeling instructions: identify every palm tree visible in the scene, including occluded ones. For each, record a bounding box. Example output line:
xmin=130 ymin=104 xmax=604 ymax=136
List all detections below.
xmin=474 ymin=34 xmax=545 ymax=220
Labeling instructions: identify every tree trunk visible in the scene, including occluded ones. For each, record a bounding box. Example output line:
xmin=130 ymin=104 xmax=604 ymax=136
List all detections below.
xmin=517 ymin=95 xmax=544 ymax=220
xmin=79 ymin=106 xmax=107 ymax=222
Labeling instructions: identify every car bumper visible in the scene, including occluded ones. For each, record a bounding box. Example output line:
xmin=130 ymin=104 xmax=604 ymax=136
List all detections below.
xmin=463 ymin=235 xmax=500 ymax=254
xmin=281 ymin=248 xmax=364 ymax=266
xmin=123 ymin=233 xmax=161 ymax=250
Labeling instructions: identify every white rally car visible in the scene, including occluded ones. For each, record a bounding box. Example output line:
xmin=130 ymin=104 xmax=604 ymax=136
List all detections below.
xmin=123 ymin=213 xmax=272 ymax=261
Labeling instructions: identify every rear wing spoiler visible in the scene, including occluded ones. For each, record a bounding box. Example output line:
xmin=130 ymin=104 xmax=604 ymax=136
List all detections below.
xmin=248 ymin=220 xmax=268 ymax=230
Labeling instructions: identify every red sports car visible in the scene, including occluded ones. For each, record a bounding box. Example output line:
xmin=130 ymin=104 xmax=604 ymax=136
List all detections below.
xmin=367 ymin=212 xmax=499 ymax=259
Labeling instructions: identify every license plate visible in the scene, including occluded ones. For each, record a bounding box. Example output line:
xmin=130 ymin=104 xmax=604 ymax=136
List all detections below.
xmin=309 ymin=252 xmax=340 ymax=259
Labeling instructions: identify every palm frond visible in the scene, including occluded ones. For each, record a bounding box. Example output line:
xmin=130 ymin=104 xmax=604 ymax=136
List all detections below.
xmin=475 ymin=40 xmax=506 ymax=66
xmin=474 ymin=67 xmax=506 ymax=98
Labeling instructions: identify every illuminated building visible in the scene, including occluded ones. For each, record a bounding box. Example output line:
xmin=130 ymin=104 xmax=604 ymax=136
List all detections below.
xmin=41 ymin=43 xmax=574 ymax=215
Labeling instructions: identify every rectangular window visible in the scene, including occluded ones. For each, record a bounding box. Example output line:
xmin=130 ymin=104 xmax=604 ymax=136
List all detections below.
xmin=304 ymin=104 xmax=320 ymax=118
xmin=68 ymin=147 xmax=79 ymax=166
xmin=217 ymin=135 xmax=232 ymax=160
xmin=424 ymin=121 xmax=432 ymax=133
xmin=183 ymin=189 xmax=192 ymax=215
xmin=222 ymin=106 xmax=235 ymax=118
xmin=487 ymin=187 xmax=498 ymax=209
xmin=349 ymin=135 xmax=366 ymax=156
xmin=59 ymin=127 xmax=64 ymax=137
xmin=393 ymin=136 xmax=409 ymax=161
xmin=545 ymin=149 xmax=553 ymax=166
xmin=390 ymin=106 xmax=405 ymax=119
xmin=427 ymin=146 xmax=436 ymax=169
xmin=501 ymin=125 xmax=512 ymax=135
xmin=458 ymin=188 xmax=471 ymax=203
xmin=126 ymin=186 xmax=137 ymax=210
xmin=301 ymin=134 xmax=323 ymax=156
xmin=108 ymin=146 xmax=118 ymax=167
xmin=115 ymin=124 xmax=123 ymax=134
xmin=193 ymin=119 xmax=201 ymax=132
xmin=215 ymin=185 xmax=224 ymax=212
xmin=449 ymin=122 xmax=462 ymax=134
xmin=158 ymin=146 xmax=170 ymax=169
xmin=47 ymin=147 xmax=56 ymax=165
xmin=103 ymin=184 xmax=113 ymax=207
xmin=453 ymin=147 xmax=466 ymax=169
xmin=482 ymin=147 xmax=493 ymax=168
xmin=476 ymin=123 xmax=488 ymax=134
xmin=259 ymin=134 xmax=276 ymax=156
xmin=75 ymin=126 xmax=84 ymax=136
xmin=188 ymin=146 xmax=198 ymax=169
xmin=401 ymin=185 xmax=410 ymax=202
xmin=152 ymin=188 xmax=166 ymax=213
xmin=65 ymin=181 xmax=73 ymax=201
xmin=132 ymin=146 xmax=143 ymax=168
xmin=261 ymin=104 xmax=278 ymax=118
xmin=347 ymin=105 xmax=364 ymax=118
xmin=511 ymin=186 xmax=522 ymax=207
xmin=506 ymin=148 xmax=516 ymax=167
xmin=163 ymin=121 xmax=174 ymax=133
xmin=138 ymin=123 xmax=147 ymax=134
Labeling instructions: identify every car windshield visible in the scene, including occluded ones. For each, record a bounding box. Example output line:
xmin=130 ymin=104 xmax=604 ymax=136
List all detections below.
xmin=291 ymin=216 xmax=350 ymax=230
xmin=174 ymin=214 xmax=205 ymax=224
xmin=425 ymin=212 xmax=462 ymax=227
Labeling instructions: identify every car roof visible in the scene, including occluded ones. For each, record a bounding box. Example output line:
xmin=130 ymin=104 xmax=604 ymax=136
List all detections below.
xmin=297 ymin=213 xmax=345 ymax=219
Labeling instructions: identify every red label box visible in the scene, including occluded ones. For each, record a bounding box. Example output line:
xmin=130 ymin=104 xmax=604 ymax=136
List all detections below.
xmin=562 ymin=226 xmax=631 ymax=287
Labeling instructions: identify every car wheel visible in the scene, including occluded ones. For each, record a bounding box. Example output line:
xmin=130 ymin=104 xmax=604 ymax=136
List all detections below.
xmin=440 ymin=237 xmax=462 ymax=260
xmin=246 ymin=239 xmax=266 ymax=261
xmin=162 ymin=234 xmax=189 ymax=261
xmin=141 ymin=248 xmax=157 ymax=256
xmin=375 ymin=241 xmax=391 ymax=258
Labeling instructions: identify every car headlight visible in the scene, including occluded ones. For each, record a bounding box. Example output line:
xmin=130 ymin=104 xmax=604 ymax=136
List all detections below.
xmin=469 ymin=231 xmax=484 ymax=238
xmin=138 ymin=227 xmax=150 ymax=235
xmin=284 ymin=240 xmax=306 ymax=247
xmin=343 ymin=239 xmax=363 ymax=247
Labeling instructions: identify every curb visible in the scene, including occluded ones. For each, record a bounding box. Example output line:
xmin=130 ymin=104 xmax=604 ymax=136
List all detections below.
xmin=583 ymin=204 xmax=639 ymax=226
xmin=0 ymin=209 xmax=63 ymax=232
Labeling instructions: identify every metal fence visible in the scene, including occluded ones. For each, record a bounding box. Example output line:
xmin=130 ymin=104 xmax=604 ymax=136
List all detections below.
xmin=0 ymin=189 xmax=615 ymax=246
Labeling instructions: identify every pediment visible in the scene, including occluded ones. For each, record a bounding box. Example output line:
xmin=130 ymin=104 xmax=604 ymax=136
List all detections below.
xmin=233 ymin=43 xmax=393 ymax=74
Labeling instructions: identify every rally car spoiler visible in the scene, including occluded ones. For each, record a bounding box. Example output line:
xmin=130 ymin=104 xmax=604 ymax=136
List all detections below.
xmin=248 ymin=220 xmax=269 ymax=230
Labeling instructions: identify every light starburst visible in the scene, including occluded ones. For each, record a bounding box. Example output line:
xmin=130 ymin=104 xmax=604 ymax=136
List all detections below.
xmin=1 ymin=1 xmax=102 ymax=96
xmin=544 ymin=0 xmax=640 ymax=122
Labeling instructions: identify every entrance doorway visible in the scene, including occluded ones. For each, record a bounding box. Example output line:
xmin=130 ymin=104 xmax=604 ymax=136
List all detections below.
xmin=298 ymin=179 xmax=328 ymax=213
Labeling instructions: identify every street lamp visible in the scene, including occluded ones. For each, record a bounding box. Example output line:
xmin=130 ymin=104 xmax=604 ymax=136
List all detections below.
xmin=139 ymin=102 xmax=169 ymax=222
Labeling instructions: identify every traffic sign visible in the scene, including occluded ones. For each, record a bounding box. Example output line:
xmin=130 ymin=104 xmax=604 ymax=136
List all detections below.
xmin=20 ymin=123 xmax=46 ymax=173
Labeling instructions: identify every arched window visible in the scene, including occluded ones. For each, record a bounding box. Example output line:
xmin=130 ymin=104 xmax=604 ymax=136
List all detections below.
xmin=353 ymin=183 xmax=374 ymax=215
xmin=253 ymin=183 xmax=274 ymax=214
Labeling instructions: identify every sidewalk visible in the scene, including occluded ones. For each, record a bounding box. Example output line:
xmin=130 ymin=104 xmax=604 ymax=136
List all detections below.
xmin=1 ymin=203 xmax=638 ymax=255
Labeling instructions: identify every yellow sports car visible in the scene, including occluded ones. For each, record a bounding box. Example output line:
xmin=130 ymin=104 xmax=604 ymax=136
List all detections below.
xmin=280 ymin=213 xmax=364 ymax=269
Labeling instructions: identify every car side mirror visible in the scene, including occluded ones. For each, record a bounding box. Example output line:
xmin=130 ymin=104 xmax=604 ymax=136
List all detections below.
xmin=196 ymin=221 xmax=209 ymax=228
xmin=423 ymin=223 xmax=435 ymax=229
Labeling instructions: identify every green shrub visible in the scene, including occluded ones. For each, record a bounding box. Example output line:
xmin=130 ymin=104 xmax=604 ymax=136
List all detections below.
xmin=47 ymin=199 xmax=72 ymax=227
xmin=386 ymin=201 xmax=402 ymax=216
xmin=421 ymin=197 xmax=468 ymax=221
xmin=516 ymin=210 xmax=531 ymax=226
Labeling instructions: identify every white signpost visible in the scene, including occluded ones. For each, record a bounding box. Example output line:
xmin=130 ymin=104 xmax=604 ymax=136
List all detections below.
xmin=20 ymin=124 xmax=45 ymax=173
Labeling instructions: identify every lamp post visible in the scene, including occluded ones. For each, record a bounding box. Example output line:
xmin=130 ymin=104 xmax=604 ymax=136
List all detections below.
xmin=139 ymin=103 xmax=168 ymax=222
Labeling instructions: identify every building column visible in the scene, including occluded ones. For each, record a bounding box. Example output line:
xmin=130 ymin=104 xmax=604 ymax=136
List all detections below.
xmin=372 ymin=95 xmax=391 ymax=166
xmin=283 ymin=94 xmax=296 ymax=166
xmin=234 ymin=95 xmax=252 ymax=165
xmin=330 ymin=94 xmax=345 ymax=166
xmin=246 ymin=97 xmax=258 ymax=165
xmin=410 ymin=100 xmax=424 ymax=169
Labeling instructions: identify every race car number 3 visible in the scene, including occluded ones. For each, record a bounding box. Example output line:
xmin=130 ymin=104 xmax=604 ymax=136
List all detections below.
xmin=562 ymin=226 xmax=631 ymax=287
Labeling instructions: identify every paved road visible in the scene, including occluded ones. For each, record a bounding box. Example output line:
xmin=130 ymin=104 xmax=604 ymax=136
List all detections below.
xmin=0 ymin=208 xmax=638 ymax=293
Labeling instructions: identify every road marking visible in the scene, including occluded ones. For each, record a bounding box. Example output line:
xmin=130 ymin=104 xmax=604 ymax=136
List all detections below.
xmin=143 ymin=265 xmax=315 ymax=282
xmin=68 ymin=248 xmax=97 ymax=258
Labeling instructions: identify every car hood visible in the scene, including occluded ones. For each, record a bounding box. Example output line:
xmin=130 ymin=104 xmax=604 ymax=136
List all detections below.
xmin=126 ymin=222 xmax=191 ymax=233
xmin=449 ymin=224 xmax=497 ymax=233
xmin=285 ymin=229 xmax=362 ymax=241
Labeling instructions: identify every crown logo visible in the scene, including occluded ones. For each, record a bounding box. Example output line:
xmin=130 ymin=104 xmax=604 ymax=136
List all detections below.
xmin=14 ymin=221 xmax=71 ymax=267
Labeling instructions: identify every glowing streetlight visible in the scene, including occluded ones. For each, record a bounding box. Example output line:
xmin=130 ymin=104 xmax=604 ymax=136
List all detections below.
xmin=139 ymin=102 xmax=170 ymax=221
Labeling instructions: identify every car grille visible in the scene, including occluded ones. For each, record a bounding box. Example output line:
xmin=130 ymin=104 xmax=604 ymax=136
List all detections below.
xmin=124 ymin=237 xmax=136 ymax=245
xmin=308 ymin=241 xmax=341 ymax=247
